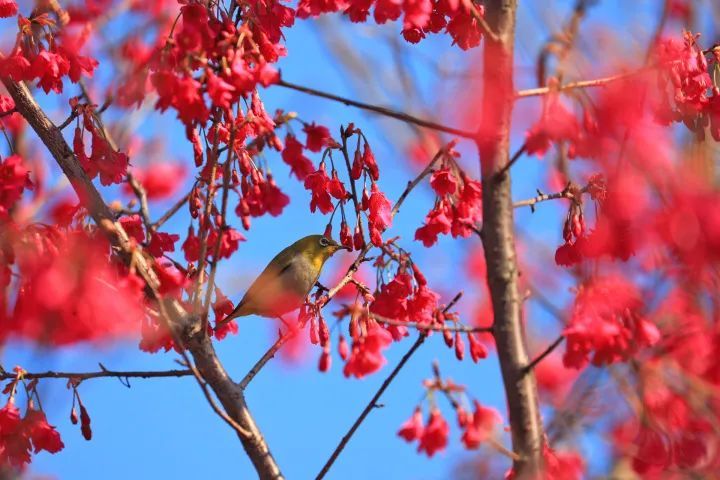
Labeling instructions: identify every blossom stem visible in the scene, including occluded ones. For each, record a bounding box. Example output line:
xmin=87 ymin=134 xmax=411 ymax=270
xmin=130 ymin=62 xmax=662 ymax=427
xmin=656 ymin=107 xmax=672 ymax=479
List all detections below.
xmin=371 ymin=312 xmax=491 ymax=334
xmin=153 ymin=190 xmax=192 ymax=229
xmin=276 ymin=79 xmax=477 ymax=139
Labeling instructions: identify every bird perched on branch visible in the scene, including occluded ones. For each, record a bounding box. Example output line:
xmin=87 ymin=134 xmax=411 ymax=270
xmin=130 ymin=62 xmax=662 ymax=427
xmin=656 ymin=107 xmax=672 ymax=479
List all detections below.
xmin=216 ymin=234 xmax=349 ymax=328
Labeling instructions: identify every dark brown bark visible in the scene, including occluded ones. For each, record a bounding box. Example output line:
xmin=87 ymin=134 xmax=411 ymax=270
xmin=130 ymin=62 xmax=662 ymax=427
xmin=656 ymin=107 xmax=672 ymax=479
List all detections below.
xmin=477 ymin=1 xmax=545 ymax=476
xmin=2 ymin=78 xmax=283 ymax=480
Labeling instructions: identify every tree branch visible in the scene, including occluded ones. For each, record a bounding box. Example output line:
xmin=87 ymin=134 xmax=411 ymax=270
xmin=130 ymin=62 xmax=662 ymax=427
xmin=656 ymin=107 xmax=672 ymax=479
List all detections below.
xmin=515 ymin=69 xmax=647 ymax=98
xmin=239 ymin=329 xmax=293 ymax=390
xmin=276 ymin=79 xmax=477 ymax=139
xmin=370 ymin=312 xmax=491 ymax=333
xmin=477 ymin=1 xmax=545 ymax=476
xmin=513 ymin=187 xmax=575 ymax=211
xmin=0 ymin=368 xmax=192 ymax=381
xmin=315 ymin=292 xmax=464 ymax=479
xmin=2 ymin=78 xmax=284 ymax=480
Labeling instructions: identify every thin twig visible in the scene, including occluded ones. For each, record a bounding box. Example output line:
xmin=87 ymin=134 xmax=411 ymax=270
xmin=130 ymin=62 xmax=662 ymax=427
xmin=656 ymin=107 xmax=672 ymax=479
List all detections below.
xmin=0 ymin=368 xmax=192 ymax=381
xmin=153 ymin=191 xmax=192 ymax=229
xmin=203 ymin=124 xmax=236 ymax=331
xmin=495 ymin=143 xmax=526 ymax=179
xmin=522 ymin=335 xmax=566 ymax=375
xmin=515 ymin=69 xmax=650 ymax=98
xmin=464 ymin=0 xmax=499 ymax=43
xmin=391 ymin=144 xmax=450 ymax=217
xmin=513 ymin=188 xmax=574 ymax=211
xmin=340 ymin=127 xmax=365 ymax=238
xmin=0 ymin=108 xmax=17 ymax=119
xmin=192 ymin=118 xmax=221 ymax=314
xmin=371 ymin=313 xmax=491 ymax=334
xmin=127 ymin=172 xmax=153 ymax=234
xmin=239 ymin=329 xmax=294 ymax=390
xmin=277 ymin=79 xmax=477 ymax=139
xmin=57 ymin=110 xmax=79 ymax=130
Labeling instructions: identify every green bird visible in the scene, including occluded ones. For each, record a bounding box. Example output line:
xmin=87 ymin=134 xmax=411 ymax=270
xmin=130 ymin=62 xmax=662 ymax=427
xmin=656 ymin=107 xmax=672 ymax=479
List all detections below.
xmin=216 ymin=234 xmax=349 ymax=327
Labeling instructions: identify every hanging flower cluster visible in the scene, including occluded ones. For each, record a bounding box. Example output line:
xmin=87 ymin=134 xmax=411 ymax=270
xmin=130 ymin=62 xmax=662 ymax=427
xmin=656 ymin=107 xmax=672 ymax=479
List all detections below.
xmin=1 ymin=370 xmax=64 ymax=469
xmin=0 ymin=10 xmax=97 ymax=94
xmin=415 ymin=146 xmax=483 ymax=247
xmin=398 ymin=366 xmax=502 ymax=457
xmin=296 ymin=0 xmax=488 ymax=49
xmin=562 ymin=276 xmax=661 ymax=369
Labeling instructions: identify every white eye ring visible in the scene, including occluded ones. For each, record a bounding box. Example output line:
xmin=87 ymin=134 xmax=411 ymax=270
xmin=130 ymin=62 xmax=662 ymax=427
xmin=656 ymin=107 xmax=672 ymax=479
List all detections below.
xmin=319 ymin=237 xmax=329 ymax=247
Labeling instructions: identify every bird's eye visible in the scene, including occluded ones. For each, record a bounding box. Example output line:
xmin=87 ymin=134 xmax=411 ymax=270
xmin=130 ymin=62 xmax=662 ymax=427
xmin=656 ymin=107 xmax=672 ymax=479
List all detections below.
xmin=319 ymin=237 xmax=329 ymax=247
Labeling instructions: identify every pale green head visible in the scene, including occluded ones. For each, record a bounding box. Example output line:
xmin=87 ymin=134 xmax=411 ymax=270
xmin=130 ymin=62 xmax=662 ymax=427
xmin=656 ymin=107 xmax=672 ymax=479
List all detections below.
xmin=293 ymin=234 xmax=349 ymax=266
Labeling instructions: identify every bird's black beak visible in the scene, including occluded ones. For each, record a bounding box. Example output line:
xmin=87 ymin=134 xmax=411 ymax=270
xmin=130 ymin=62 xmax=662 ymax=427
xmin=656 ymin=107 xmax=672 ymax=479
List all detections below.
xmin=332 ymin=241 xmax=351 ymax=251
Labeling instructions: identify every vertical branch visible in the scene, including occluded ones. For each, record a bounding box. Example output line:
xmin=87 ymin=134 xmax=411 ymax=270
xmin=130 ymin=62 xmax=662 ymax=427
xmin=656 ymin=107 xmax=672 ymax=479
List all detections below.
xmin=477 ymin=1 xmax=545 ymax=476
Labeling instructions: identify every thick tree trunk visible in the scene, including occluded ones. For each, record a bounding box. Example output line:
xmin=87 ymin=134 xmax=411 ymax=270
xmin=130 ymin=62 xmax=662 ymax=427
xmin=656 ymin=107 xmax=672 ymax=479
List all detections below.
xmin=477 ymin=1 xmax=545 ymax=476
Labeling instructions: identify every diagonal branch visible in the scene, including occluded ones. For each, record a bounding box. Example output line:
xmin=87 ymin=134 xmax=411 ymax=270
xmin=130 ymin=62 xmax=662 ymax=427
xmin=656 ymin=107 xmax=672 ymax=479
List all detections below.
xmin=276 ymin=79 xmax=477 ymax=139
xmin=315 ymin=292 xmax=464 ymax=480
xmin=2 ymin=78 xmax=284 ymax=480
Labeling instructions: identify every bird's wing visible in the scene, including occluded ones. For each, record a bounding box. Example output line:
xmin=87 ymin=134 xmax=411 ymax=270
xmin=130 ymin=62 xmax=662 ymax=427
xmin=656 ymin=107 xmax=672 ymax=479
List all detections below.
xmin=231 ymin=246 xmax=297 ymax=317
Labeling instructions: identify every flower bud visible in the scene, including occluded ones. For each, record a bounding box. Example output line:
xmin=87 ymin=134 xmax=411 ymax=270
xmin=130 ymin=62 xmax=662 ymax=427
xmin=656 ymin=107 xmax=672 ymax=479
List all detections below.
xmin=351 ymin=149 xmax=363 ymax=180
xmin=318 ymin=349 xmax=331 ymax=372
xmin=340 ymin=221 xmax=352 ymax=249
xmin=454 ymin=331 xmax=465 ymax=360
xmin=443 ymin=327 xmax=453 ymax=347
xmin=319 ymin=316 xmax=330 ymax=347
xmin=353 ymin=225 xmax=365 ymax=250
xmin=309 ymin=317 xmax=319 ymax=345
xmin=338 ymin=335 xmax=349 ymax=360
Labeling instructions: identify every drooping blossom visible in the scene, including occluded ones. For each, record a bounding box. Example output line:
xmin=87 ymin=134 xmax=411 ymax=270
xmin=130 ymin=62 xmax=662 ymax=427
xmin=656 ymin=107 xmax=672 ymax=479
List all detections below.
xmin=563 ymin=276 xmax=661 ymax=369
xmin=460 ymin=401 xmax=501 ymax=449
xmin=282 ymin=134 xmax=315 ymax=180
xmin=367 ymin=182 xmax=392 ymax=246
xmin=304 ymin=164 xmax=334 ymax=214
xmin=343 ymin=320 xmax=393 ymax=378
xmin=398 ymin=407 xmax=424 ymax=442
xmin=417 ymin=408 xmax=449 ymax=457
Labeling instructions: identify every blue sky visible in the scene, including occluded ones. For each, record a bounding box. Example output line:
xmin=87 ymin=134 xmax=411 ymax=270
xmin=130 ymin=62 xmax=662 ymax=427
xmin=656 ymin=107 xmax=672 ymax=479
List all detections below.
xmin=2 ymin=0 xmax=699 ymax=478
